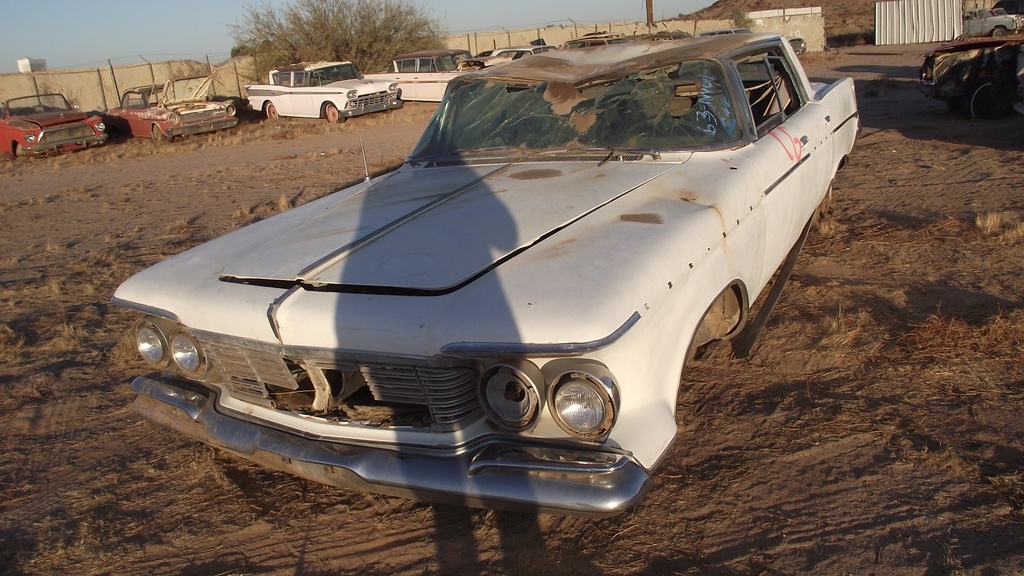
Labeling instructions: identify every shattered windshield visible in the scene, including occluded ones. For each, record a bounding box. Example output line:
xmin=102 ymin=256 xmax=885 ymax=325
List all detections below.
xmin=411 ymin=58 xmax=739 ymax=159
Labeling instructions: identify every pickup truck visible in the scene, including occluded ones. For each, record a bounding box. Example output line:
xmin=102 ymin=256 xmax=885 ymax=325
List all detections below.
xmin=963 ymin=7 xmax=1021 ymax=37
xmin=115 ymin=33 xmax=859 ymax=516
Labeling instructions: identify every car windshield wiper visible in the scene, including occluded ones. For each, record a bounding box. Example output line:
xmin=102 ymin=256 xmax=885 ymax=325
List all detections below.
xmin=596 ymin=147 xmax=662 ymax=166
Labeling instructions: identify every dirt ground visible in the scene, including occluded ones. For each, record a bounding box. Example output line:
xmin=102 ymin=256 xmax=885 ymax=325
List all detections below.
xmin=1 ymin=44 xmax=1022 ymax=576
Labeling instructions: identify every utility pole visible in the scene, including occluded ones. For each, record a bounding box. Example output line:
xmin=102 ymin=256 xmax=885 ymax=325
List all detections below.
xmin=646 ymin=0 xmax=655 ymax=26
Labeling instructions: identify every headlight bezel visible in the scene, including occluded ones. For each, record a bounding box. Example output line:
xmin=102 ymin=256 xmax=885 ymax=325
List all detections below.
xmin=478 ymin=361 xmax=544 ymax=432
xmin=169 ymin=330 xmax=207 ymax=377
xmin=134 ymin=319 xmax=169 ymax=368
xmin=547 ymin=365 xmax=618 ymax=440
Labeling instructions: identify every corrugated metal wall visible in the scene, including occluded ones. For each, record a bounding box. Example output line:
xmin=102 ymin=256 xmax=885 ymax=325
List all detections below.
xmin=875 ymin=0 xmax=962 ymax=45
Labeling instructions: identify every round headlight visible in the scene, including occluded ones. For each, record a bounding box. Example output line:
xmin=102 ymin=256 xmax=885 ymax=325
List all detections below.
xmin=24 ymin=134 xmax=36 ymax=143
xmin=168 ymin=113 xmax=180 ymax=125
xmin=170 ymin=332 xmax=205 ymax=376
xmin=96 ymin=121 xmax=106 ymax=132
xmin=225 ymin=104 xmax=236 ymax=117
xmin=346 ymin=89 xmax=358 ymax=100
xmin=388 ymin=82 xmax=399 ymax=93
xmin=135 ymin=322 xmax=167 ymax=366
xmin=480 ymin=363 xmax=542 ymax=431
xmin=550 ymin=371 xmax=616 ymax=439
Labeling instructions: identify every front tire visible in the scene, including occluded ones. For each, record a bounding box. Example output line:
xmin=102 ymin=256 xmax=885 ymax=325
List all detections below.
xmin=151 ymin=124 xmax=167 ymax=142
xmin=324 ymin=103 xmax=344 ymax=124
xmin=991 ymin=26 xmax=1008 ymax=37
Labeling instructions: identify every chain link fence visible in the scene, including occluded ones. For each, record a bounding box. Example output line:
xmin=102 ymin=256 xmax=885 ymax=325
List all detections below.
xmin=0 ymin=56 xmax=255 ymax=113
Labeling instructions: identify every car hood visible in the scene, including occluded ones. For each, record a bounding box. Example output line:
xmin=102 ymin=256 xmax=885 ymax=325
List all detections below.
xmin=219 ymin=160 xmax=681 ymax=294
xmin=163 ymin=76 xmax=212 ymax=105
xmin=15 ymin=110 xmax=89 ymax=128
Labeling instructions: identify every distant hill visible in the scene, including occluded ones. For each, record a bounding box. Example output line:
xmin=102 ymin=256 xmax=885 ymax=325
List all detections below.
xmin=679 ymin=0 xmax=877 ymax=43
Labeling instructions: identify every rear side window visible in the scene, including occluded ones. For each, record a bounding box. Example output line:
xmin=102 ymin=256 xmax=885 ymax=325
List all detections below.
xmin=734 ymin=49 xmax=804 ymax=137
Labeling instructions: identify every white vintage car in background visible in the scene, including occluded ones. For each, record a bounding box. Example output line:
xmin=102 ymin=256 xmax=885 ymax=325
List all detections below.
xmin=364 ymin=49 xmax=471 ymax=102
xmin=245 ymin=61 xmax=401 ymax=122
xmin=115 ymin=34 xmax=858 ymax=516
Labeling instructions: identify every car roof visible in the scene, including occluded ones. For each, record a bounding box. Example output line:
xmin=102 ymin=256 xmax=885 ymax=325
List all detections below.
xmin=471 ymin=34 xmax=780 ymax=84
xmin=392 ymin=49 xmax=471 ymax=59
xmin=272 ymin=61 xmax=354 ymax=72
xmin=494 ymin=45 xmax=553 ymax=51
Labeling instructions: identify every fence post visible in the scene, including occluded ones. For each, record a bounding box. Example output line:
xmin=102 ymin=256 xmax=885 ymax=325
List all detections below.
xmin=107 ymin=60 xmax=120 ymax=102
xmin=96 ymin=68 xmax=108 ymax=110
xmin=140 ymin=55 xmax=154 ymax=85
xmin=31 ymin=74 xmax=39 ymax=96
xmin=206 ymin=54 xmax=212 ymax=74
xmin=234 ymin=60 xmax=242 ymax=99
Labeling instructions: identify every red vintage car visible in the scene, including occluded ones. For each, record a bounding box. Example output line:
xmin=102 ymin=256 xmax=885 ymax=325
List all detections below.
xmin=104 ymin=76 xmax=238 ymax=141
xmin=0 ymin=93 xmax=107 ymax=157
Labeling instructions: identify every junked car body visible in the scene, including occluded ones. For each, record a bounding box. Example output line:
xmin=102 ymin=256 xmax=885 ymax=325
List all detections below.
xmin=1 ymin=93 xmax=107 ymax=157
xmin=364 ymin=50 xmax=471 ymax=102
xmin=457 ymin=45 xmax=558 ymax=71
xmin=562 ymin=32 xmax=630 ymax=49
xmin=245 ymin=61 xmax=401 ymax=122
xmin=920 ymin=37 xmax=1024 ymax=118
xmin=104 ymin=76 xmax=238 ymax=141
xmin=114 ymin=34 xmax=858 ymax=516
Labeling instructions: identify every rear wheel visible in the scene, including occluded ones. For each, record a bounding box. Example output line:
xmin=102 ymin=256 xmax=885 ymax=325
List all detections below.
xmin=965 ymin=81 xmax=1011 ymax=119
xmin=324 ymin=103 xmax=344 ymax=123
xmin=265 ymin=102 xmax=279 ymax=120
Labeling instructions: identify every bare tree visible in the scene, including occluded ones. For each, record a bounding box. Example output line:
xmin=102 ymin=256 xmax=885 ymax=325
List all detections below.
xmin=232 ymin=0 xmax=444 ymax=81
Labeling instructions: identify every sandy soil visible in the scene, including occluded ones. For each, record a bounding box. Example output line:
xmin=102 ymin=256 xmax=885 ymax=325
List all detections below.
xmin=1 ymin=45 xmax=1022 ymax=576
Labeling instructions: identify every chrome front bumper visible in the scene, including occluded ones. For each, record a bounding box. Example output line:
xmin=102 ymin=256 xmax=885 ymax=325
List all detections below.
xmin=131 ymin=376 xmax=651 ymax=517
xmin=25 ymin=132 xmax=107 ymax=155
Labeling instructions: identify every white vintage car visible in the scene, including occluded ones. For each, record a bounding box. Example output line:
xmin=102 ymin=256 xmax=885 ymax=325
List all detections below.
xmin=115 ymin=34 xmax=858 ymax=516
xmin=245 ymin=61 xmax=401 ymax=122
xmin=364 ymin=49 xmax=471 ymax=102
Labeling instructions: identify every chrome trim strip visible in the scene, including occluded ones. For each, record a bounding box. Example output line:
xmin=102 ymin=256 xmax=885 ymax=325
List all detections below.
xmin=440 ymin=311 xmax=642 ymax=357
xmin=831 ymin=111 xmax=859 ymax=135
xmin=110 ymin=296 xmax=181 ymax=322
xmin=130 ymin=376 xmax=650 ymax=517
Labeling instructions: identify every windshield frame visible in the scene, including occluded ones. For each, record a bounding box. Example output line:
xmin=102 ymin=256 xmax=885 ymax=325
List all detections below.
xmin=410 ymin=56 xmax=741 ymax=162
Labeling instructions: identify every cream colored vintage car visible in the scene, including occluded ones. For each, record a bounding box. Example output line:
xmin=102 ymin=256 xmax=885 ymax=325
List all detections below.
xmin=115 ymin=34 xmax=858 ymax=516
xmin=245 ymin=61 xmax=401 ymax=122
xmin=364 ymin=49 xmax=471 ymax=102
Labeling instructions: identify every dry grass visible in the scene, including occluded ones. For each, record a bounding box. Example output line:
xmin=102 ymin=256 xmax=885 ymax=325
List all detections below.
xmin=976 ymin=211 xmax=1024 ymax=245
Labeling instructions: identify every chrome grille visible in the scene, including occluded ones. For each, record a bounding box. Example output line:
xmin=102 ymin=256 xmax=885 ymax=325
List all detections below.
xmin=361 ymin=365 xmax=479 ymax=425
xmin=196 ymin=334 xmax=480 ymax=427
xmin=203 ymin=339 xmax=299 ymax=401
xmin=354 ymin=92 xmax=396 ymax=107
xmin=39 ymin=125 xmax=94 ymax=143
xmin=181 ymin=109 xmax=224 ymax=123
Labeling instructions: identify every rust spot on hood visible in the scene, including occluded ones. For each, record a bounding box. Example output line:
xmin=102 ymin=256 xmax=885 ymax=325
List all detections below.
xmin=620 ymin=213 xmax=664 ymax=224
xmin=508 ymin=168 xmax=562 ymax=180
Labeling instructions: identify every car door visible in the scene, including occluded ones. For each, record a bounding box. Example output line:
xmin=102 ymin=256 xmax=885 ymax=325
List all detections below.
xmin=731 ymin=46 xmax=834 ymax=280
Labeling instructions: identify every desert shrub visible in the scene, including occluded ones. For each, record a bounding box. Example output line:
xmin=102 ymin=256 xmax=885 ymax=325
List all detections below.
xmin=231 ymin=0 xmax=444 ymax=82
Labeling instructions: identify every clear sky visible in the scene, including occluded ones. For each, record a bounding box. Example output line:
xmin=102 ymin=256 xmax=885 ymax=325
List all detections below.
xmin=0 ymin=0 xmax=713 ymax=74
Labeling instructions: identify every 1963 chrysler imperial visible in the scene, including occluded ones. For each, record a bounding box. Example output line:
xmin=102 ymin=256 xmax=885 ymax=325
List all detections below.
xmin=114 ymin=34 xmax=858 ymax=516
